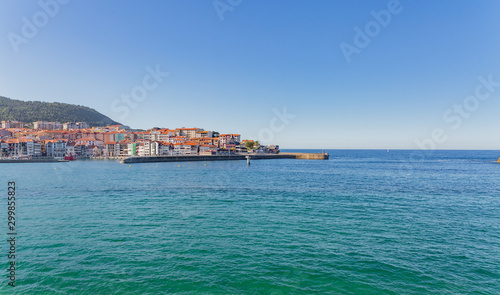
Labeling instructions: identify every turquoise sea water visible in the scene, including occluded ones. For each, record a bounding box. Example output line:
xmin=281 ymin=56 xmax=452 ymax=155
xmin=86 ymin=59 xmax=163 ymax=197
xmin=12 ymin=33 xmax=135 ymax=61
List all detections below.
xmin=1 ymin=150 xmax=500 ymax=294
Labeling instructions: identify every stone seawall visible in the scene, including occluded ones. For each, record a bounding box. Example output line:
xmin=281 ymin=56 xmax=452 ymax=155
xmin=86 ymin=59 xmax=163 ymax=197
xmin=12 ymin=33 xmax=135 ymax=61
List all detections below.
xmin=121 ymin=153 xmax=328 ymax=164
xmin=121 ymin=154 xmax=295 ymax=164
xmin=0 ymin=158 xmax=67 ymax=163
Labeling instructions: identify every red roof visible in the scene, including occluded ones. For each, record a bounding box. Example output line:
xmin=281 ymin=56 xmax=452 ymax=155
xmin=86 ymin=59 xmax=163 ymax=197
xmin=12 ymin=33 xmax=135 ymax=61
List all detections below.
xmin=176 ymin=127 xmax=198 ymax=131
xmin=77 ymin=137 xmax=97 ymax=141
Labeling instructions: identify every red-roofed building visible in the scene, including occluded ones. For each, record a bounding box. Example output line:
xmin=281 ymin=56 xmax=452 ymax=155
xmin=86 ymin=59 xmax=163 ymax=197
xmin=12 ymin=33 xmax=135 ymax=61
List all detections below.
xmin=176 ymin=127 xmax=202 ymax=139
xmin=195 ymin=130 xmax=213 ymax=138
xmin=76 ymin=137 xmax=103 ymax=147
xmin=172 ymin=141 xmax=199 ymax=155
xmin=219 ymin=134 xmax=241 ymax=148
xmin=44 ymin=139 xmax=67 ymax=157
xmin=103 ymin=141 xmax=121 ymax=157
xmin=199 ymin=144 xmax=218 ymax=155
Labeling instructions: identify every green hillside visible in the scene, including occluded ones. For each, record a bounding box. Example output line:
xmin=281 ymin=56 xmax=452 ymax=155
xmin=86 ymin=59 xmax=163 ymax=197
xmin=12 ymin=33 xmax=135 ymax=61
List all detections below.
xmin=0 ymin=96 xmax=120 ymax=127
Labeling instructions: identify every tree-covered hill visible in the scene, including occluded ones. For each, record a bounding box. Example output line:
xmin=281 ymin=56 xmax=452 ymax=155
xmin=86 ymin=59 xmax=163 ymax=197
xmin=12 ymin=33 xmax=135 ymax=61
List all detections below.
xmin=0 ymin=96 xmax=120 ymax=127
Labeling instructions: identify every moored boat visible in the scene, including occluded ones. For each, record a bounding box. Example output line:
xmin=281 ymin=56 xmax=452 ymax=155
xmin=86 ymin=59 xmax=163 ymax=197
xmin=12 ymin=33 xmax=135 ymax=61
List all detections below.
xmin=64 ymin=153 xmax=77 ymax=161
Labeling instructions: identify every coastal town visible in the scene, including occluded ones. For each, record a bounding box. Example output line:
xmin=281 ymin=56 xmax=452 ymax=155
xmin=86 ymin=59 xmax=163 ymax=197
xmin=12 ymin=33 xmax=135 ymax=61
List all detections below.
xmin=0 ymin=120 xmax=280 ymax=160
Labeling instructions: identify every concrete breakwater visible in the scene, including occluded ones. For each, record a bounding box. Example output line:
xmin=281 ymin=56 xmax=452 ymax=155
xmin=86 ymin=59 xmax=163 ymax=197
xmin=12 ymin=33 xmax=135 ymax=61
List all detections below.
xmin=120 ymin=153 xmax=328 ymax=164
xmin=0 ymin=158 xmax=68 ymax=163
xmin=280 ymin=152 xmax=329 ymax=160
xmin=0 ymin=153 xmax=329 ymax=164
xmin=121 ymin=154 xmax=294 ymax=164
xmin=88 ymin=157 xmax=122 ymax=160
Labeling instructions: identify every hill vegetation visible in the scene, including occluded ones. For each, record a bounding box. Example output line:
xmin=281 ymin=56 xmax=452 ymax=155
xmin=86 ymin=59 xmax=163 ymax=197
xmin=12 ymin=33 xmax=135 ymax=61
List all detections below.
xmin=0 ymin=96 xmax=120 ymax=127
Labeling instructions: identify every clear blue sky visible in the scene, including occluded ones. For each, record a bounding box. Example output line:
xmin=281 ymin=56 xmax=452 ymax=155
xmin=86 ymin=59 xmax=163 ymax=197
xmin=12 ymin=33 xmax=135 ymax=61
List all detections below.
xmin=1 ymin=0 xmax=500 ymax=149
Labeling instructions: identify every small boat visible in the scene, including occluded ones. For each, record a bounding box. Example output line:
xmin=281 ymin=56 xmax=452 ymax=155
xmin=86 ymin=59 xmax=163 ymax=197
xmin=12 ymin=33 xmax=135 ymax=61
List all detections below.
xmin=64 ymin=153 xmax=77 ymax=161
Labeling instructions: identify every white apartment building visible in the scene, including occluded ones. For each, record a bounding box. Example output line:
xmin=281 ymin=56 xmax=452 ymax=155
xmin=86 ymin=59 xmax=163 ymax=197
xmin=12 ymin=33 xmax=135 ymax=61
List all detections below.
xmin=1 ymin=121 xmax=24 ymax=129
xmin=172 ymin=142 xmax=198 ymax=155
xmin=219 ymin=134 xmax=241 ymax=148
xmin=195 ymin=130 xmax=213 ymax=138
xmin=76 ymin=137 xmax=103 ymax=147
xmin=45 ymin=139 xmax=67 ymax=157
xmin=63 ymin=122 xmax=90 ymax=130
xmin=177 ymin=128 xmax=202 ymax=139
xmin=33 ymin=121 xmax=63 ymax=130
